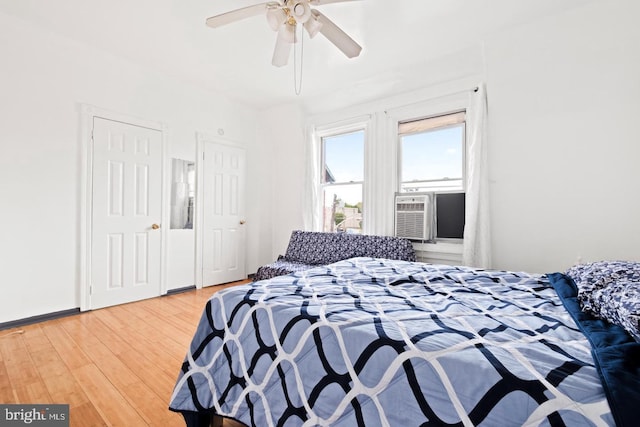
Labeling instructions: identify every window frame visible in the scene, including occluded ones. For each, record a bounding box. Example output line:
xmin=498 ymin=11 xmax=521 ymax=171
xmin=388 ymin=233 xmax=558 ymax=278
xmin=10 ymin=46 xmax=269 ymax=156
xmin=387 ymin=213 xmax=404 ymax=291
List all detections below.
xmin=306 ymin=83 xmax=476 ymax=240
xmin=387 ymin=93 xmax=471 ymax=247
xmin=315 ymin=120 xmax=369 ymax=233
xmin=397 ymin=111 xmax=468 ymax=244
xmin=397 ymin=110 xmax=467 ymax=194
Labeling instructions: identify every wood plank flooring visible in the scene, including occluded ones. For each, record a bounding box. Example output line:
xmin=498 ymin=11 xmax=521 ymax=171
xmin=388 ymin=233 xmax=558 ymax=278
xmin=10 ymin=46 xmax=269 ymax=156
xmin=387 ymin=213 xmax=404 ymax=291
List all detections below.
xmin=0 ymin=281 xmax=249 ymax=427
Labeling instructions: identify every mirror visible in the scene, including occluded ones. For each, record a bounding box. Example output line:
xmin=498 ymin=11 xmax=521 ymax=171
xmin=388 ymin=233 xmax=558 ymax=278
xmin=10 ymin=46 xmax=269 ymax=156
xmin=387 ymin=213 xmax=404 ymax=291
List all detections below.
xmin=170 ymin=158 xmax=195 ymax=229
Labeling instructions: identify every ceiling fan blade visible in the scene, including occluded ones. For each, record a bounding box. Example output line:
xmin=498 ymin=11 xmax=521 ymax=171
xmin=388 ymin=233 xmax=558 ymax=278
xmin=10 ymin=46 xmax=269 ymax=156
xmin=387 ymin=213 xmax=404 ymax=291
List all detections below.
xmin=266 ymin=7 xmax=288 ymax=31
xmin=206 ymin=3 xmax=271 ymax=28
xmin=311 ymin=10 xmax=362 ymax=58
xmin=309 ymin=0 xmax=362 ymax=5
xmin=303 ymin=15 xmax=322 ymax=38
xmin=272 ymin=32 xmax=292 ymax=67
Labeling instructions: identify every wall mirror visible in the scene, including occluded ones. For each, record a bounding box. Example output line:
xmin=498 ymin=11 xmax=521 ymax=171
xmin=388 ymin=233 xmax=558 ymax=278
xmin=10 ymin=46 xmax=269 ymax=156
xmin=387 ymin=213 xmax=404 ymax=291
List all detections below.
xmin=170 ymin=158 xmax=195 ymax=229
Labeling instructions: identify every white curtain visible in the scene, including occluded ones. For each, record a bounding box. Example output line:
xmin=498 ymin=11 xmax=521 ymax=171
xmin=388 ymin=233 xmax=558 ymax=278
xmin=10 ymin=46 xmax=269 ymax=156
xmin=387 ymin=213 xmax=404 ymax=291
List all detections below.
xmin=302 ymin=124 xmax=321 ymax=231
xmin=463 ymin=84 xmax=491 ymax=268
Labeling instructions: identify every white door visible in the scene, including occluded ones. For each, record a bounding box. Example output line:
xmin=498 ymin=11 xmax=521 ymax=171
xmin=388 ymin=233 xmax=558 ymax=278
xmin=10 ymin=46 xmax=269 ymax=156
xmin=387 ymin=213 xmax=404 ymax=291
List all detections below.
xmin=202 ymin=142 xmax=246 ymax=286
xmin=91 ymin=117 xmax=163 ymax=309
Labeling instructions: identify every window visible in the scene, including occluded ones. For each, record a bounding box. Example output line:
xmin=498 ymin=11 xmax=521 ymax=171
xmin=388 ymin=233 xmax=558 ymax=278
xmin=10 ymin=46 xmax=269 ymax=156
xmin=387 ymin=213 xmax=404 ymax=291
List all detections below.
xmin=398 ymin=111 xmax=466 ymax=241
xmin=399 ymin=111 xmax=465 ymax=193
xmin=321 ymin=130 xmax=364 ymax=233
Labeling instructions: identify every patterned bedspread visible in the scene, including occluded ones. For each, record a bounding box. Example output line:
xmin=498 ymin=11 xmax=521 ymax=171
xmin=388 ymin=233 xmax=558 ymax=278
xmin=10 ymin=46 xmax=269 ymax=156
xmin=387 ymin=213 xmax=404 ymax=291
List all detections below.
xmin=169 ymin=258 xmax=614 ymax=426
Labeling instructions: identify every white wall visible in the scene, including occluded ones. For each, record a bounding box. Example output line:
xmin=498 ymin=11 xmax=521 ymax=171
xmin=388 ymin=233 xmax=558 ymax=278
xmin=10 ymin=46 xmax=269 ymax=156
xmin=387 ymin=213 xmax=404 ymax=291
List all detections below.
xmin=258 ymin=0 xmax=640 ymax=274
xmin=484 ymin=0 xmax=640 ymax=272
xmin=250 ymin=105 xmax=306 ymax=270
xmin=0 ymin=11 xmax=257 ymax=323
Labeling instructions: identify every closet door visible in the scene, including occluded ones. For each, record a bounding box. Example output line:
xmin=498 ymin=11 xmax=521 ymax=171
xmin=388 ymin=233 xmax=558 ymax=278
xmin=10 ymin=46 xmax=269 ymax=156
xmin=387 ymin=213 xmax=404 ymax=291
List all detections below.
xmin=201 ymin=142 xmax=246 ymax=286
xmin=91 ymin=117 xmax=163 ymax=309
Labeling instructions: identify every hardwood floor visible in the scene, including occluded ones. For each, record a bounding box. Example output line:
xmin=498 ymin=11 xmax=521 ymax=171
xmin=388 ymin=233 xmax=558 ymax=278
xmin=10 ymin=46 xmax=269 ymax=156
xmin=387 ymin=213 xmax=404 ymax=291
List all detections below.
xmin=0 ymin=281 xmax=250 ymax=427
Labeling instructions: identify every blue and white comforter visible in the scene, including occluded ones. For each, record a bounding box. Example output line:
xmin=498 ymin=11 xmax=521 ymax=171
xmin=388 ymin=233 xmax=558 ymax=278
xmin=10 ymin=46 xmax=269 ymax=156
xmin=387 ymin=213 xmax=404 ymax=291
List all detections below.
xmin=169 ymin=258 xmax=614 ymax=426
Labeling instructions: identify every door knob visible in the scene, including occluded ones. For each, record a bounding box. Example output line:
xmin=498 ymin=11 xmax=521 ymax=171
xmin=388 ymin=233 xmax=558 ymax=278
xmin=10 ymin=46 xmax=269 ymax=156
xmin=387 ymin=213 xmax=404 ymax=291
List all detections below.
xmin=151 ymin=223 xmax=160 ymax=230
xmin=239 ymin=220 xmax=246 ymax=225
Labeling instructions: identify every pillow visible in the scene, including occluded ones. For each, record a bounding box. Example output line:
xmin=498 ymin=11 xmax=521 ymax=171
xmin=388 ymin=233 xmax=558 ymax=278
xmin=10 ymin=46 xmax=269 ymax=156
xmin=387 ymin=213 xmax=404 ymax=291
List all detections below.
xmin=590 ymin=280 xmax=640 ymax=342
xmin=566 ymin=261 xmax=640 ymax=342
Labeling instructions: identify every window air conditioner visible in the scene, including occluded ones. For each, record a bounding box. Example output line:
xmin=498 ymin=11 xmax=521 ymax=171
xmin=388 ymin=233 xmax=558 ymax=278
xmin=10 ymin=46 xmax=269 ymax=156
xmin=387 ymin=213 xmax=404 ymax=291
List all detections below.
xmin=394 ymin=193 xmax=433 ymax=242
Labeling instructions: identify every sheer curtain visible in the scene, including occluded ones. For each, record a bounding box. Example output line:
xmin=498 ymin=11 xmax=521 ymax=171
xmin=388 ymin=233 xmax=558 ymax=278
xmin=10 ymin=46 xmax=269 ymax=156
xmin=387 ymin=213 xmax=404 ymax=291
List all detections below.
xmin=302 ymin=124 xmax=320 ymax=231
xmin=463 ymin=84 xmax=491 ymax=268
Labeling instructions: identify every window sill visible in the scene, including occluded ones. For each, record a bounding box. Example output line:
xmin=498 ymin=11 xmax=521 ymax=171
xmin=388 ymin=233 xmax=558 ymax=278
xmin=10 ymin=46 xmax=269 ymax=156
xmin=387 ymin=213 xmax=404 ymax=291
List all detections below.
xmin=413 ymin=241 xmax=462 ymax=254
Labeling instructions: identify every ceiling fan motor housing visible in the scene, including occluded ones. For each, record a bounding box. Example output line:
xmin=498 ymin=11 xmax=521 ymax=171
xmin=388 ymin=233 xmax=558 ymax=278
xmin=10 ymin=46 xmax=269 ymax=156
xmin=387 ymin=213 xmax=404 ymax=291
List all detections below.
xmin=286 ymin=0 xmax=312 ymax=24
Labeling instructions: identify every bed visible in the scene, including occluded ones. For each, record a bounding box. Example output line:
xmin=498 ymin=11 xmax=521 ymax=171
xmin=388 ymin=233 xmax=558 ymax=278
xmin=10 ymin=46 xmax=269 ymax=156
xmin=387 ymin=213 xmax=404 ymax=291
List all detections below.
xmin=169 ymin=257 xmax=640 ymax=426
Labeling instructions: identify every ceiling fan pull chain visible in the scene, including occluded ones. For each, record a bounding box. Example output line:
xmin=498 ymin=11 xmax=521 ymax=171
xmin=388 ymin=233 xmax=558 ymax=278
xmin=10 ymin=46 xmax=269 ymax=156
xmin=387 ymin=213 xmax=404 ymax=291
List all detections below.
xmin=294 ymin=23 xmax=304 ymax=95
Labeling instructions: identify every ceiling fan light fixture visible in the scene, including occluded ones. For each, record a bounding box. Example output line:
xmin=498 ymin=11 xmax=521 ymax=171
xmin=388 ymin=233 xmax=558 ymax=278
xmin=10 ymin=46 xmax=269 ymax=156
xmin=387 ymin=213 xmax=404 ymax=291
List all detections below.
xmin=266 ymin=8 xmax=287 ymax=31
xmin=277 ymin=22 xmax=297 ymax=44
xmin=272 ymin=35 xmax=292 ymax=67
xmin=303 ymin=15 xmax=322 ymax=38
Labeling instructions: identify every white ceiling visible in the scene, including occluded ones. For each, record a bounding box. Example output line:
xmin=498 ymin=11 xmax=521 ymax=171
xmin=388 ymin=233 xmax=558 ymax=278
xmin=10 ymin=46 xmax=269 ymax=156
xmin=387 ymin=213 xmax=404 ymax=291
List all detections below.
xmin=0 ymin=0 xmax=596 ymax=111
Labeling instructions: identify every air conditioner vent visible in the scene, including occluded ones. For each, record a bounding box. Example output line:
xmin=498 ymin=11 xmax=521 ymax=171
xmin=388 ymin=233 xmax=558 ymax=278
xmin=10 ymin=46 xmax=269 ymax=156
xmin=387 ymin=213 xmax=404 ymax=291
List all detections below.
xmin=397 ymin=202 xmax=425 ymax=212
xmin=394 ymin=193 xmax=433 ymax=241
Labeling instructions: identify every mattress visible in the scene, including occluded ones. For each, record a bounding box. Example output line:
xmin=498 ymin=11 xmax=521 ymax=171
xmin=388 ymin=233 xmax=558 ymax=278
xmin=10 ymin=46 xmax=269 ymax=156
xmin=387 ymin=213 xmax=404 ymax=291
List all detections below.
xmin=169 ymin=257 xmax=638 ymax=426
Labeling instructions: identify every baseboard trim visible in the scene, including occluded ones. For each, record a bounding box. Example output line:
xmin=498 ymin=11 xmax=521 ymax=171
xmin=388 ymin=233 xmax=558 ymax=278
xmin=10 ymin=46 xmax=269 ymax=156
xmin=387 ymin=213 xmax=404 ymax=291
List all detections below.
xmin=0 ymin=308 xmax=81 ymax=331
xmin=165 ymin=285 xmax=197 ymax=296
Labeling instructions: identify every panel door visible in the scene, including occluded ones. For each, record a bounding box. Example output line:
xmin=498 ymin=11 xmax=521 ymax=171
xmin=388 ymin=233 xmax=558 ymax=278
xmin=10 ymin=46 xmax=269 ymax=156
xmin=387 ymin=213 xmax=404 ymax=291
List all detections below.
xmin=91 ymin=117 xmax=163 ymax=309
xmin=202 ymin=142 xmax=246 ymax=286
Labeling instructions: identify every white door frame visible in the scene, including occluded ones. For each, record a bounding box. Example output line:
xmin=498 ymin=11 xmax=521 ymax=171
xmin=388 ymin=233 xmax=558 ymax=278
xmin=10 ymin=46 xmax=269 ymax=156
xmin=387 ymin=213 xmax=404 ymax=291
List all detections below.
xmin=194 ymin=132 xmax=246 ymax=288
xmin=79 ymin=104 xmax=169 ymax=311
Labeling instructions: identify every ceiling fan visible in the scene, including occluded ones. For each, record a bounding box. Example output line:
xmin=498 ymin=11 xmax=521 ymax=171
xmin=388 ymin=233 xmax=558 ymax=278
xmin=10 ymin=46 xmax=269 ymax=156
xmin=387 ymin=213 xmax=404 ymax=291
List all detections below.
xmin=206 ymin=0 xmax=363 ymax=67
